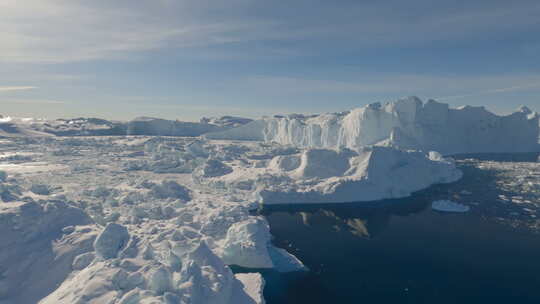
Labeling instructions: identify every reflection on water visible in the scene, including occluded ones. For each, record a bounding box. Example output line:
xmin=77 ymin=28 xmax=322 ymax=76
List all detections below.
xmin=261 ymin=197 xmax=428 ymax=240
xmin=259 ymin=153 xmax=540 ymax=304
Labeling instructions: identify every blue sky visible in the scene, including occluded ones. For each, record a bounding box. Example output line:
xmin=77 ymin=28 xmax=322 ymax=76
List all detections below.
xmin=1 ymin=0 xmax=539 ymax=121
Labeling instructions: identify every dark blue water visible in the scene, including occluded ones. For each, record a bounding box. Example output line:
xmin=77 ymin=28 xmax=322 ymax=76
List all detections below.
xmin=258 ymin=153 xmax=540 ymax=304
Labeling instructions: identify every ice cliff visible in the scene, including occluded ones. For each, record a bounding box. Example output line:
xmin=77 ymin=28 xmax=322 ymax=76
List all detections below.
xmin=205 ymin=97 xmax=540 ymax=155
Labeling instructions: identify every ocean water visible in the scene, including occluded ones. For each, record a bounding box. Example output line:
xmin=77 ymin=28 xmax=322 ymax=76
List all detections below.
xmin=258 ymin=153 xmax=540 ymax=304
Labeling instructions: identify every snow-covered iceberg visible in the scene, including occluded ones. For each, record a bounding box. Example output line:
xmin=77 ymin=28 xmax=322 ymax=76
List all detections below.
xmin=126 ymin=117 xmax=224 ymax=137
xmin=205 ymin=97 xmax=540 ymax=155
xmin=126 ymin=116 xmax=254 ymax=137
xmin=196 ymin=145 xmax=462 ymax=204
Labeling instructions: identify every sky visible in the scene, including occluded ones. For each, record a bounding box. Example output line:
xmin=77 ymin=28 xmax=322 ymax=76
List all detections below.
xmin=1 ymin=0 xmax=539 ymax=121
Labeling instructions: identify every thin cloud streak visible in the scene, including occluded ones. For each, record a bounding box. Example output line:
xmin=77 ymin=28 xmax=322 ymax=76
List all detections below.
xmin=1 ymin=99 xmax=66 ymax=104
xmin=437 ymin=82 xmax=540 ymax=100
xmin=0 ymin=86 xmax=38 ymax=92
xmin=2 ymin=0 xmax=539 ymax=63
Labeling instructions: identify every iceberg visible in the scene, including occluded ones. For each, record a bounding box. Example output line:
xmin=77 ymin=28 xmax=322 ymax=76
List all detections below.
xmin=198 ymin=145 xmax=462 ymax=204
xmin=205 ymin=97 xmax=540 ymax=155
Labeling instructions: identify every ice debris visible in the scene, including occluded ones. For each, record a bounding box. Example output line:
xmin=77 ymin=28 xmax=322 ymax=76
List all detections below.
xmin=431 ymin=200 xmax=470 ymax=213
xmin=94 ymin=223 xmax=130 ymax=259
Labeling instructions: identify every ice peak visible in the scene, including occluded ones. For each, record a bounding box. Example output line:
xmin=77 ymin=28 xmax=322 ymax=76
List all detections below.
xmin=517 ymin=105 xmax=533 ymax=114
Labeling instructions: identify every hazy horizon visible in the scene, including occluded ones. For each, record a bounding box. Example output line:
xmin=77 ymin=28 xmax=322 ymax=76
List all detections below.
xmin=0 ymin=96 xmax=537 ymax=123
xmin=1 ymin=0 xmax=539 ymax=121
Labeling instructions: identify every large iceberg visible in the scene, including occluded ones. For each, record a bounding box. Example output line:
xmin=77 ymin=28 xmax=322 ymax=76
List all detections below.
xmin=196 ymin=145 xmax=462 ymax=204
xmin=205 ymin=97 xmax=540 ymax=155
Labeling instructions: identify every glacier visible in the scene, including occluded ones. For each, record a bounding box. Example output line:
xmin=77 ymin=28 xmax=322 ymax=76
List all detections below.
xmin=205 ymin=97 xmax=540 ymax=155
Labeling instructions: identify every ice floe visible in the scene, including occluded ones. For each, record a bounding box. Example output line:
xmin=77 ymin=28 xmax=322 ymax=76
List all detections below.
xmin=431 ymin=200 xmax=470 ymax=213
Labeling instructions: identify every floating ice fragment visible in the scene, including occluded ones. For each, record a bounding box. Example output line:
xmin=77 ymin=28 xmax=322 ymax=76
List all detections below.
xmin=219 ymin=218 xmax=274 ymax=269
xmin=431 ymin=200 xmax=470 ymax=213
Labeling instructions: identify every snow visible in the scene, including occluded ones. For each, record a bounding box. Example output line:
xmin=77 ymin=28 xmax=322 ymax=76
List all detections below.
xmin=127 ymin=117 xmax=224 ymax=137
xmin=235 ymin=273 xmax=266 ymax=304
xmin=94 ymin=223 xmax=131 ymax=259
xmin=218 ymin=218 xmax=275 ymax=268
xmin=198 ymin=145 xmax=462 ymax=204
xmin=0 ymin=137 xmax=293 ymax=304
xmin=200 ymin=116 xmax=254 ymax=129
xmin=0 ymin=201 xmax=95 ymax=303
xmin=0 ymin=115 xmax=253 ymax=138
xmin=431 ymin=200 xmax=471 ymax=213
xmin=0 ymin=98 xmax=535 ymax=303
xmin=205 ymin=97 xmax=540 ymax=155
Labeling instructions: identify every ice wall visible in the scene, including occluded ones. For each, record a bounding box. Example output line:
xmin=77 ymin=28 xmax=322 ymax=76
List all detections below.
xmin=205 ymin=97 xmax=540 ymax=155
xmin=126 ymin=117 xmax=224 ymax=136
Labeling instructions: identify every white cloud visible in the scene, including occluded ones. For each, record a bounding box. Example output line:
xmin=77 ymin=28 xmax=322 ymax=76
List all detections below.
xmin=1 ymin=0 xmax=539 ymax=63
xmin=0 ymin=86 xmax=38 ymax=92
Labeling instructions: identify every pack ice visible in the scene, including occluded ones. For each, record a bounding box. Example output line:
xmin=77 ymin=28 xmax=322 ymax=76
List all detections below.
xmin=0 ymin=115 xmax=253 ymax=137
xmin=205 ymin=97 xmax=540 ymax=155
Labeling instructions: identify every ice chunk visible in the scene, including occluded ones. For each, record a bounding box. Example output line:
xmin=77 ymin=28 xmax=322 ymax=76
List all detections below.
xmin=219 ymin=218 xmax=274 ymax=268
xmin=235 ymin=273 xmax=266 ymax=304
xmin=200 ymin=115 xmax=254 ymax=128
xmin=93 ymin=223 xmax=130 ymax=259
xmin=199 ymin=159 xmax=233 ymax=177
xmin=150 ymin=180 xmax=191 ymax=201
xmin=166 ymin=250 xmax=182 ymax=272
xmin=268 ymin=246 xmax=308 ymax=272
xmin=117 ymin=288 xmax=141 ymax=304
xmin=72 ymin=252 xmax=96 ymax=270
xmin=148 ymin=266 xmax=172 ymax=295
xmin=431 ymin=200 xmax=470 ymax=213
xmin=268 ymin=154 xmax=301 ymax=172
